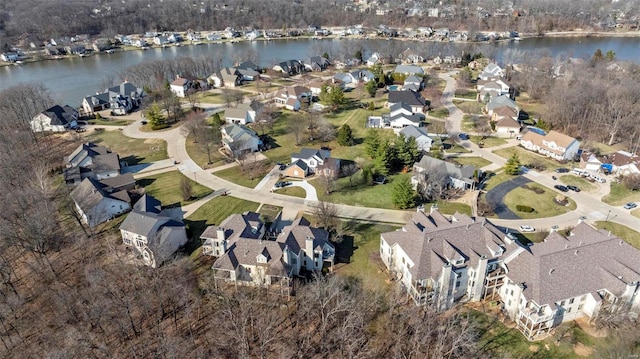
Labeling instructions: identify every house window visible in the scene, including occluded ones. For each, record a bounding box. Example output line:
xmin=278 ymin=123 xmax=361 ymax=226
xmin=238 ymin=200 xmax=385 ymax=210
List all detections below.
xmin=402 ymin=257 xmax=405 ymax=264
xmin=578 ymin=304 xmax=584 ymax=311
xmin=246 ymin=267 xmax=251 ymax=273
xmin=291 ymin=258 xmax=297 ymax=265
xmin=580 ymin=295 xmax=586 ymax=302
xmin=123 ymin=237 xmax=132 ymax=245
xmin=567 ymin=307 xmax=572 ymax=313
xmin=456 ymin=281 xmax=461 ymax=288
xmin=136 ymin=240 xmax=144 ymax=247
xmin=508 ymin=299 xmax=511 ymax=306
xmin=560 ymin=300 xmax=565 ymax=306
xmin=569 ymin=298 xmax=575 ymax=305
xmin=510 ymin=289 xmax=514 ymax=297
xmin=314 ymin=252 xmax=319 ymax=258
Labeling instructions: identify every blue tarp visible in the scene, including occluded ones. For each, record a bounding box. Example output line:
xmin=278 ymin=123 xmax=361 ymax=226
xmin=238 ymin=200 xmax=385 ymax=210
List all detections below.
xmin=601 ymin=163 xmax=613 ymax=172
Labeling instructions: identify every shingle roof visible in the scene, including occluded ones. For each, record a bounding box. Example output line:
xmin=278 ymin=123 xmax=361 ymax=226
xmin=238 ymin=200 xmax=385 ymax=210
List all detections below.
xmin=505 ymin=223 xmax=640 ymax=306
xmin=388 ymin=90 xmax=426 ymax=107
xmin=394 ymin=64 xmax=425 ymax=75
xmin=487 ymin=96 xmax=517 ymax=111
xmin=291 ymin=148 xmax=330 ymax=161
xmin=400 ymin=125 xmax=430 ymax=139
xmin=134 ymin=194 xmax=162 ymax=214
xmin=414 ymin=156 xmax=477 ymax=184
xmin=521 ymin=130 xmax=577 ymax=155
xmin=41 ymin=104 xmax=77 ymax=126
xmin=200 ymin=211 xmax=264 ymax=246
xmin=70 ymin=178 xmax=130 ymax=215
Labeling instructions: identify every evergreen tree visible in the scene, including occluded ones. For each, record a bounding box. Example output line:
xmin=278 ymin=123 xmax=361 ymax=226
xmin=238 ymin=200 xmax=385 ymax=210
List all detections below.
xmin=374 ymin=140 xmax=396 ymax=175
xmin=392 ymin=176 xmax=416 ymax=209
xmin=364 ymin=129 xmax=381 ymax=158
xmin=592 ymin=48 xmax=604 ymax=62
xmin=504 ymin=154 xmax=521 ymax=175
xmin=396 ymin=135 xmax=421 ymax=168
xmin=605 ymin=50 xmax=616 ymax=62
xmin=145 ymin=102 xmax=166 ymax=129
xmin=366 ymin=80 xmax=377 ymax=97
xmin=536 ymin=118 xmax=551 ymax=131
xmin=337 ymin=124 xmax=355 ymax=146
xmin=210 ymin=112 xmax=224 ymax=126
xmin=320 ymin=84 xmax=345 ymax=112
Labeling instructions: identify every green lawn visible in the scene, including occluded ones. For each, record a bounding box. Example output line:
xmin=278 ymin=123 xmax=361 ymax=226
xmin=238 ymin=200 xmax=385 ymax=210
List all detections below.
xmin=444 ymin=143 xmax=471 ymax=154
xmin=429 ymin=107 xmax=449 ymax=119
xmin=602 ymin=182 xmax=640 ymax=205
xmin=558 ymin=175 xmax=598 ymax=192
xmin=137 ymin=171 xmax=213 ymax=207
xmin=454 ymin=89 xmax=478 ymax=100
xmin=595 ymin=221 xmax=640 ymax=249
xmin=433 ymin=201 xmax=472 ymax=216
xmin=482 ymin=172 xmax=513 ymax=191
xmin=197 ymin=89 xmax=245 ymax=104
xmin=334 ymin=221 xmax=397 ymax=292
xmin=450 ymin=156 xmax=492 ymax=169
xmin=313 ymin=173 xmax=412 ymax=209
xmin=85 ymin=130 xmax=168 ymax=165
xmin=257 ymin=204 xmax=283 ymax=225
xmin=214 ymin=164 xmax=271 ymax=188
xmin=185 ymin=196 xmax=261 ymax=239
xmin=471 ymin=135 xmax=508 ymax=148
xmin=184 ymin=134 xmax=227 ymax=169
xmin=453 ymin=99 xmax=484 ymax=114
xmin=274 ymin=186 xmax=307 ymax=198
xmin=503 ymin=182 xmax=577 ymax=219
xmin=87 ymin=118 xmax=133 ymax=126
xmin=493 ymin=146 xmax=568 ymax=172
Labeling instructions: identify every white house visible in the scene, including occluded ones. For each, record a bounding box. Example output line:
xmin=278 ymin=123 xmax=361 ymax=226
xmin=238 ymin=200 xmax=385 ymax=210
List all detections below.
xmin=170 ymin=77 xmax=191 ymax=97
xmin=395 ymin=48 xmax=424 ymax=64
xmin=119 ymin=194 xmax=188 ymax=268
xmin=273 ymin=86 xmax=311 ymax=111
xmin=387 ymin=90 xmax=428 ymax=114
xmin=491 ymin=106 xmax=521 ymax=138
xmin=479 ymin=62 xmax=504 ymax=80
xmin=290 ymin=148 xmax=331 ymax=174
xmin=366 ymin=52 xmax=382 ymax=66
xmin=399 ymin=126 xmax=433 ymax=152
xmin=387 ymin=103 xmax=424 ymax=128
xmin=520 ymin=130 xmax=580 ymax=161
xmin=380 ymin=208 xmax=518 ymax=309
xmin=221 ymin=124 xmax=261 ymax=157
xmin=31 ymin=104 xmax=78 ymax=132
xmin=224 ymin=101 xmax=263 ymax=125
xmin=207 ymin=214 xmax=334 ymax=292
xmin=70 ymin=178 xmax=131 ymax=228
xmin=611 ymin=151 xmax=640 ymax=176
xmin=498 ymin=223 xmax=640 ymax=340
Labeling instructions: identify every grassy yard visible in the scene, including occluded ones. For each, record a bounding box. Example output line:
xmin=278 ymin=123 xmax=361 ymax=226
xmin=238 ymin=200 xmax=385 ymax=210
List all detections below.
xmin=334 ymin=221 xmax=397 ymax=292
xmin=429 ymin=107 xmax=450 ymax=119
xmin=274 ymin=186 xmax=307 ymax=198
xmin=85 ymin=130 xmax=167 ymax=165
xmin=453 ymin=99 xmax=484 ymax=114
xmin=454 ymin=89 xmax=478 ymax=100
xmin=313 ymin=173 xmax=411 ymax=209
xmin=503 ymin=182 xmax=577 ymax=219
xmin=197 ymin=89 xmax=245 ymax=104
xmin=444 ymin=143 xmax=471 ymax=154
xmin=482 ymin=171 xmax=513 ymax=191
xmin=137 ymin=171 xmax=213 ymax=207
xmin=602 ymin=182 xmax=640 ymax=205
xmin=432 ymin=201 xmax=472 ymax=216
xmin=450 ymin=156 xmax=492 ymax=169
xmin=471 ymin=135 xmax=507 ymax=148
xmin=516 ymin=92 xmax=547 ymax=119
xmin=87 ymin=118 xmax=133 ymax=126
xmin=594 ymin=221 xmax=640 ymax=249
xmin=214 ymin=164 xmax=271 ymax=188
xmin=558 ymin=175 xmax=598 ymax=192
xmin=493 ymin=146 xmax=568 ymax=172
xmin=257 ymin=204 xmax=282 ymax=225
xmin=185 ymin=196 xmax=261 ymax=239
xmin=184 ymin=134 xmax=228 ymax=169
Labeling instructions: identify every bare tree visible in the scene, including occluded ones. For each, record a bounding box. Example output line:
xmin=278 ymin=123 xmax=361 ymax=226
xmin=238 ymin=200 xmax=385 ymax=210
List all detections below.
xmin=180 ymin=176 xmax=193 ymax=201
xmin=313 ymin=199 xmax=338 ymax=232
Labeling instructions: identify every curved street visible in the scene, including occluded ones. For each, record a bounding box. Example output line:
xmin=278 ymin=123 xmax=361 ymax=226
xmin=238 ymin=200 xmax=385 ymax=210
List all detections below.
xmin=110 ymin=72 xmax=639 ymax=233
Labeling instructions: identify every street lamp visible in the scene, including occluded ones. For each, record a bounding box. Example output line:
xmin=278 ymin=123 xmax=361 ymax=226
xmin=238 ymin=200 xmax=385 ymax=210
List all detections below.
xmin=605 ymin=210 xmax=611 ymax=222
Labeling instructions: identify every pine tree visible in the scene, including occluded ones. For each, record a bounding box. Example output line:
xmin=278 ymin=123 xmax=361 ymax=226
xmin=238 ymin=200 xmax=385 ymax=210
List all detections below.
xmin=145 ymin=102 xmax=166 ymax=129
xmin=374 ymin=140 xmax=396 ymax=175
xmin=396 ymin=134 xmax=421 ymax=168
xmin=366 ymin=80 xmax=377 ymax=97
xmin=504 ymin=154 xmax=521 ymax=175
xmin=337 ymin=124 xmax=355 ymax=146
xmin=364 ymin=129 xmax=381 ymax=158
xmin=392 ymin=176 xmax=416 ymax=209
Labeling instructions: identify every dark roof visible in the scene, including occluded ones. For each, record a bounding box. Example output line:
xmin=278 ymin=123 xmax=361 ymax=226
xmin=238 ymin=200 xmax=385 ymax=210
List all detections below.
xmin=134 ymin=194 xmax=162 ymax=214
xmin=41 ymin=104 xmax=77 ymax=126
xmin=291 ymin=148 xmax=330 ymax=161
xmin=236 ymin=61 xmax=260 ymax=71
xmin=290 ymin=159 xmax=309 ymax=171
xmin=388 ymin=90 xmax=426 ymax=107
xmin=70 ymin=178 xmax=130 ymax=215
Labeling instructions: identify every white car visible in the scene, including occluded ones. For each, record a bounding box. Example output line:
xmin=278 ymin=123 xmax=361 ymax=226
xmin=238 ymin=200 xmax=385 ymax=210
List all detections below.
xmin=519 ymin=225 xmax=535 ymax=232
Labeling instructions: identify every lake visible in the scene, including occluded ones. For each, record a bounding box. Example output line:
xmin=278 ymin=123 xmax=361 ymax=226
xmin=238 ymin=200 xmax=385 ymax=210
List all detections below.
xmin=1 ymin=36 xmax=639 ymax=106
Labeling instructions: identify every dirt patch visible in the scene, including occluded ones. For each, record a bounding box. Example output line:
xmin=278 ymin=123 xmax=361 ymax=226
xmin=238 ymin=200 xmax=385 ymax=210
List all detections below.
xmin=575 ymin=317 xmax=608 ymax=338
xmin=529 ymin=345 xmax=540 ymax=352
xmin=573 ymin=343 xmax=593 ymax=357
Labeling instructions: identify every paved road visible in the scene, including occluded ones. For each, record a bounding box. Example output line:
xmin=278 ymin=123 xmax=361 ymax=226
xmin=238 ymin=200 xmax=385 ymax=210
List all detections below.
xmin=485 ymin=176 xmax=531 ymax=219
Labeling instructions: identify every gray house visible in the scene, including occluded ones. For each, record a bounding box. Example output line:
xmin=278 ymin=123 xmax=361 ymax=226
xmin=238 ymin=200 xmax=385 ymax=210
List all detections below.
xmin=412 ymin=156 xmax=479 ymax=190
xmin=64 ymin=142 xmax=121 ymax=185
xmin=70 ymin=178 xmax=131 ymax=228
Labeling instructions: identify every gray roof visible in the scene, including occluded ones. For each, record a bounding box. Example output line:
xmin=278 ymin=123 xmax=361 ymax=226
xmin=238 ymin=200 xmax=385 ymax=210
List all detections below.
xmin=414 ymin=156 xmax=477 ymax=185
xmin=382 ymin=210 xmax=516 ymax=280
xmin=201 ymin=211 xmax=264 ymax=246
xmin=388 ymin=90 xmax=427 ymax=107
xmin=134 ymin=194 xmax=162 ymax=214
xmin=487 ymin=95 xmax=517 ymax=112
xmin=505 ymin=223 xmax=640 ymax=306
xmin=236 ymin=68 xmax=260 ymax=77
xmin=98 ymin=173 xmax=135 ymax=191
xmin=276 ymin=216 xmax=330 ymax=254
xmin=40 ymin=105 xmax=78 ymax=126
xmin=107 ymin=82 xmax=143 ymax=98
xmin=291 ymin=148 xmax=330 ymax=162
xmin=290 ymin=159 xmax=309 ymax=171
xmin=236 ymin=61 xmax=260 ymax=71
xmin=70 ymin=178 xmax=130 ymax=215
xmin=394 ymin=64 xmax=425 ymax=75
xmin=225 ymin=104 xmax=250 ymax=120
xmin=222 ymin=124 xmax=258 ymax=146
xmin=404 ymin=75 xmax=423 ymax=85
xmin=400 ymin=125 xmax=430 ymax=139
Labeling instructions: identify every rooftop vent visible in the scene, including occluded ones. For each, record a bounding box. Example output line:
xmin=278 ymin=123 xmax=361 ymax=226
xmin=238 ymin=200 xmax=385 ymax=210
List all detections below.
xmin=549 ymin=269 xmax=555 ymax=275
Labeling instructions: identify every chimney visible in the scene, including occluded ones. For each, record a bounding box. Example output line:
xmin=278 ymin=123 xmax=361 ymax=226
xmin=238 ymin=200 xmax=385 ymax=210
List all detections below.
xmin=306 ymin=236 xmax=313 ymax=258
xmin=217 ymin=227 xmax=226 ymax=241
xmin=430 ymin=203 xmax=438 ymax=214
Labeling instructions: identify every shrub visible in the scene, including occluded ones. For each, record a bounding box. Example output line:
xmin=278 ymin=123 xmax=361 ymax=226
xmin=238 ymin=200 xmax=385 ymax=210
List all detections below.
xmin=516 ymin=205 xmax=535 ymax=213
xmin=152 ymin=123 xmax=170 ymax=130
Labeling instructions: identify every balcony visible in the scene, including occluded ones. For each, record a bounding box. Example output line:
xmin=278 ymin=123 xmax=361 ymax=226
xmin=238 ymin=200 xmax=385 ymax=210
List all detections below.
xmin=520 ymin=307 xmax=554 ymax=324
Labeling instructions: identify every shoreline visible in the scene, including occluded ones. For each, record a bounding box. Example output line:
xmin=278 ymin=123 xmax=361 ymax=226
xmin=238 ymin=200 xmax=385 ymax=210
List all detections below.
xmin=2 ymin=29 xmax=640 ymax=69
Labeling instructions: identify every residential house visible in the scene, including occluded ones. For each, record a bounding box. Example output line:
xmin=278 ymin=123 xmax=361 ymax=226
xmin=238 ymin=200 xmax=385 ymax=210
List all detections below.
xmin=308 ymin=78 xmax=328 ymax=96
xmin=396 ymin=48 xmax=424 ymax=64
xmin=272 ymin=59 xmax=304 ymax=75
xmin=520 ymin=130 xmax=580 ymax=161
xmin=153 ymin=35 xmax=170 ymax=46
xmin=221 ymin=124 xmax=261 ymax=157
xmin=499 ymin=223 xmax=640 ymax=340
xmin=1 ymin=52 xmax=20 ymax=62
xmin=273 ymin=86 xmax=311 ymax=111
xmin=236 ymin=61 xmax=261 ymax=72
xmin=64 ymin=45 xmax=86 ymax=55
xmin=393 ymin=64 xmax=425 ymax=76
xmin=31 ymin=104 xmax=79 ymax=132
xmin=209 ymin=215 xmax=334 ymax=291
xmin=224 ymin=101 xmax=263 ymax=125
xmin=486 ymin=95 xmax=518 ymax=116
xmin=388 ymin=90 xmax=428 ymax=114
xmin=433 ymin=55 xmax=443 ymax=65
xmin=236 ymin=67 xmax=260 ymax=82
xmin=168 ymin=33 xmax=182 ymax=43
xmin=201 ymin=211 xmax=266 ymax=256
xmin=403 ymin=75 xmax=424 ymax=92
xmin=209 ymin=67 xmax=242 ymax=88
xmin=333 ymin=69 xmax=375 ymax=88
xmin=366 ymin=52 xmax=382 ymax=66
xmin=304 ymin=56 xmax=331 ymax=71
xmin=206 ymin=33 xmax=222 ymax=41
xmin=380 ymin=208 xmax=519 ymax=309
xmin=611 ymin=151 xmax=640 ymax=176
xmin=399 ymin=126 xmax=433 ymax=151
xmin=412 ymin=155 xmax=479 ymax=190
xmin=479 ymin=62 xmax=504 ymax=80
xmin=170 ymin=77 xmax=192 ymax=97
xmin=44 ymin=47 xmax=65 ymax=57
xmin=579 ymin=152 xmax=607 ymax=173
xmin=285 ymin=148 xmax=332 ymax=178
xmin=120 ymin=194 xmax=188 ymax=268
xmin=70 ymin=178 xmax=131 ymax=227
xmin=385 ymin=102 xmax=425 ymax=128
xmin=82 ymin=82 xmax=144 ymax=115
xmin=491 ymin=106 xmax=521 ymax=138
xmin=64 ymin=142 xmax=121 ymax=185
xmin=477 ymin=78 xmax=513 ymax=101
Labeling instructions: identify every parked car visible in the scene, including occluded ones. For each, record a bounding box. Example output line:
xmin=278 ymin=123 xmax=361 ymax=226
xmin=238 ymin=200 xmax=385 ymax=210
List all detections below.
xmin=555 ymin=168 xmax=569 ymax=173
xmin=567 ymin=185 xmax=581 ymax=192
xmin=458 ymin=133 xmax=470 ymax=140
xmin=624 ymin=202 xmax=638 ymax=210
xmin=554 ymin=185 xmax=569 ymax=192
xmin=274 ymin=181 xmax=291 ymax=189
xmin=519 ymin=225 xmax=535 ymax=232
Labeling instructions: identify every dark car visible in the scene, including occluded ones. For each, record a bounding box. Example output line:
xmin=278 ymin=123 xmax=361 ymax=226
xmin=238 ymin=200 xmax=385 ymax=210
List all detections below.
xmin=458 ymin=133 xmax=470 ymax=140
xmin=567 ymin=185 xmax=581 ymax=192
xmin=274 ymin=181 xmax=291 ymax=189
xmin=555 ymin=168 xmax=569 ymax=173
xmin=554 ymin=185 xmax=569 ymax=192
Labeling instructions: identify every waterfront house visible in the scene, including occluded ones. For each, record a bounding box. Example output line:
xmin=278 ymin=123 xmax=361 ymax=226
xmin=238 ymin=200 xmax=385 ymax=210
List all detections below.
xmin=64 ymin=142 xmax=121 ymax=185
xmin=31 ymin=104 xmax=78 ymax=132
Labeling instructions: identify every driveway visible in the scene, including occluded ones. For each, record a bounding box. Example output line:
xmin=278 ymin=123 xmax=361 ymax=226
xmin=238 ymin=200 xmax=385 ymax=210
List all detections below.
xmin=289 ymin=180 xmax=319 ymax=201
xmin=485 ymin=176 xmax=531 ymax=219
